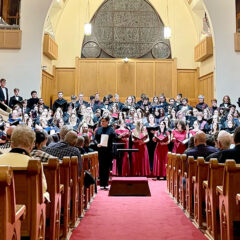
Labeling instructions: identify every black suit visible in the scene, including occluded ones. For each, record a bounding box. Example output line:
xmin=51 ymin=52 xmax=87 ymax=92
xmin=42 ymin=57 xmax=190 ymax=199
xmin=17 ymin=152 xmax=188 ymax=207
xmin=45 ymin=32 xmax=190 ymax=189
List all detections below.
xmin=0 ymin=87 xmax=9 ymax=105
xmin=219 ymin=145 xmax=240 ymax=163
xmin=9 ymin=95 xmax=23 ymax=108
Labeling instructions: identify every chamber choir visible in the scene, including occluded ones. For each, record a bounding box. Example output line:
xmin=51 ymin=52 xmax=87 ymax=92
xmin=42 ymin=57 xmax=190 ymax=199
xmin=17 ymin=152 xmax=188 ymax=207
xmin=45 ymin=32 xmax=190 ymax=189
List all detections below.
xmin=1 ymin=90 xmax=240 ymax=180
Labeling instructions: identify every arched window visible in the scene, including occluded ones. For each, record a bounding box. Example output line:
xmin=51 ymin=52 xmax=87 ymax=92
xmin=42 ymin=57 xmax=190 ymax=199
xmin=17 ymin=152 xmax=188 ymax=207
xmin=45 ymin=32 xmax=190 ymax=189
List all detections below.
xmin=81 ymin=0 xmax=171 ymax=59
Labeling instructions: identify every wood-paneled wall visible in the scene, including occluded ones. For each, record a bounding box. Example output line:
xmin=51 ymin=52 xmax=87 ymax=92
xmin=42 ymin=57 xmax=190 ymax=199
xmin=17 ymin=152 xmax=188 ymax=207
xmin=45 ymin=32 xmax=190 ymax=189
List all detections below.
xmin=198 ymin=72 xmax=214 ymax=105
xmin=177 ymin=69 xmax=199 ymax=106
xmin=41 ymin=70 xmax=55 ymax=106
xmin=76 ymin=58 xmax=177 ymax=101
xmin=41 ymin=59 xmax=214 ymax=107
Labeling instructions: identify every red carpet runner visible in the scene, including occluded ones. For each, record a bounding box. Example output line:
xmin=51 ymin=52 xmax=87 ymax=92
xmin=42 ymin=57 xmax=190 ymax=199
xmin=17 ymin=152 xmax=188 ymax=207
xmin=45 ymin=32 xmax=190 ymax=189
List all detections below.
xmin=70 ymin=180 xmax=207 ymax=240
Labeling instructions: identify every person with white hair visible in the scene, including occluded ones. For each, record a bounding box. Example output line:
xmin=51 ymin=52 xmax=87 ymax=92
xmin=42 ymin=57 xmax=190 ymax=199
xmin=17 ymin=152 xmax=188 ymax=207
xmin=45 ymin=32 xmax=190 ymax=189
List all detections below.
xmin=0 ymin=125 xmax=48 ymax=195
xmin=205 ymin=130 xmax=232 ymax=161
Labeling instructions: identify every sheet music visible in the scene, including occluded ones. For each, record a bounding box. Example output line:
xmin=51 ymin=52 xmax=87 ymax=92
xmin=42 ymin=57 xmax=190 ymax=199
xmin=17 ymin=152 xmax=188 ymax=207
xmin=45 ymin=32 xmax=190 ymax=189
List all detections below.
xmin=100 ymin=134 xmax=109 ymax=147
xmin=182 ymin=138 xmax=189 ymax=144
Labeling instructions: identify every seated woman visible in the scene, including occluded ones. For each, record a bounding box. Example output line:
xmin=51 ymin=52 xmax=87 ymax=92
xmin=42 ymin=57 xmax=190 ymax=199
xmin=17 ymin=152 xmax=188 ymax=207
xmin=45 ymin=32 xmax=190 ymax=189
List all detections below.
xmin=68 ymin=113 xmax=80 ymax=131
xmin=189 ymin=120 xmax=200 ymax=137
xmin=31 ymin=130 xmax=54 ymax=162
xmin=225 ymin=120 xmax=236 ymax=134
xmin=82 ymin=134 xmax=94 ymax=153
xmin=8 ymin=109 xmax=22 ymax=123
xmin=78 ymin=122 xmax=93 ymax=142
xmin=151 ymin=96 xmax=160 ymax=111
xmin=219 ymin=95 xmax=231 ymax=112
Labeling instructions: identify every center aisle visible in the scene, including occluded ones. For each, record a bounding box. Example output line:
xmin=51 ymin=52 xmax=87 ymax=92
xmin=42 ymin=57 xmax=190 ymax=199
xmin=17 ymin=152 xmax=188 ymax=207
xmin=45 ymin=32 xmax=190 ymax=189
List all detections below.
xmin=70 ymin=180 xmax=207 ymax=240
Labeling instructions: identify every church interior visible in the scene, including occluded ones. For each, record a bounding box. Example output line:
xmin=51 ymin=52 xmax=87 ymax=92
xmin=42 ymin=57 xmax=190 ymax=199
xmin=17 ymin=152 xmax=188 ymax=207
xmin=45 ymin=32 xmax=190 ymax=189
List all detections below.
xmin=1 ymin=0 xmax=240 ymax=239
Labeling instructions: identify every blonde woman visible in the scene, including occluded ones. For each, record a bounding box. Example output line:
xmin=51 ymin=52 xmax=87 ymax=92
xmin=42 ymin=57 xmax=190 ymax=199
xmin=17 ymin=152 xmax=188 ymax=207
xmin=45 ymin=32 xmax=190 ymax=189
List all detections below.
xmin=131 ymin=120 xmax=150 ymax=176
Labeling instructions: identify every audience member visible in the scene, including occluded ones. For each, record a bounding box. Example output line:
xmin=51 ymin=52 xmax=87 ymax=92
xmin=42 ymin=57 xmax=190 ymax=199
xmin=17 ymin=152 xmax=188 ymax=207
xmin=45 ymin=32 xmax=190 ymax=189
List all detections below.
xmin=186 ymin=131 xmax=218 ymax=160
xmin=0 ymin=125 xmax=48 ymax=195
xmin=45 ymin=129 xmax=82 ymax=173
xmin=206 ymin=130 xmax=232 ymax=161
xmin=31 ymin=130 xmax=54 ymax=162
xmin=219 ymin=126 xmax=240 ymax=163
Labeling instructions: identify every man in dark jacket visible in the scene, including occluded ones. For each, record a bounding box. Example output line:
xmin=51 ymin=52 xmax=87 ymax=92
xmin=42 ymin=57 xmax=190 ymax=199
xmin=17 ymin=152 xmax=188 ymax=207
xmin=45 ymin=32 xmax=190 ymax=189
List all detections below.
xmin=9 ymin=88 xmax=23 ymax=108
xmin=53 ymin=91 xmax=68 ymax=113
xmin=186 ymin=131 xmax=218 ymax=169
xmin=27 ymin=90 xmax=39 ymax=110
xmin=219 ymin=126 xmax=240 ymax=163
xmin=0 ymin=78 xmax=9 ymax=106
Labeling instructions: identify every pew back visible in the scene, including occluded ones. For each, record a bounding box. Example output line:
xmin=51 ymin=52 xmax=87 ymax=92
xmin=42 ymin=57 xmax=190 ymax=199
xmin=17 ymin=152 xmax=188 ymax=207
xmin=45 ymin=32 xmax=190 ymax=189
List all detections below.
xmin=13 ymin=160 xmax=46 ymax=240
xmin=0 ymin=166 xmax=26 ymax=240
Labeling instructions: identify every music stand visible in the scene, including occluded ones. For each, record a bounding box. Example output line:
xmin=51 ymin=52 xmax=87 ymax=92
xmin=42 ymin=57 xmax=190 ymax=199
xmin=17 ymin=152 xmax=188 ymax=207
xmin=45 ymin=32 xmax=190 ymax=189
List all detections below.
xmin=113 ymin=143 xmax=125 ymax=176
xmin=117 ymin=148 xmax=139 ymax=176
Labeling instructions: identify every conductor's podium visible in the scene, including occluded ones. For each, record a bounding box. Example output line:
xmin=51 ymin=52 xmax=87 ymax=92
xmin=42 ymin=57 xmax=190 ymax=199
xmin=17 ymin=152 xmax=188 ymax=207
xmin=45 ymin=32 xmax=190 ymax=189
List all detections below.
xmin=109 ymin=177 xmax=151 ymax=196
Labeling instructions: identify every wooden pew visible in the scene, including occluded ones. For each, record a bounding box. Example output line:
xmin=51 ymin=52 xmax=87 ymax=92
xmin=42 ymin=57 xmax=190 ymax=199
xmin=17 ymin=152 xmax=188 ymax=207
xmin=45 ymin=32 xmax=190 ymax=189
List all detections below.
xmin=0 ymin=166 xmax=26 ymax=240
xmin=179 ymin=154 xmax=187 ymax=209
xmin=70 ymin=156 xmax=79 ymax=227
xmin=173 ymin=154 xmax=181 ymax=203
xmin=169 ymin=153 xmax=176 ymax=197
xmin=192 ymin=157 xmax=209 ymax=228
xmin=59 ymin=157 xmax=71 ymax=239
xmin=203 ymin=159 xmax=224 ymax=240
xmin=217 ymin=160 xmax=240 ymax=240
xmin=88 ymin=152 xmax=94 ymax=200
xmin=185 ymin=156 xmax=197 ymax=217
xmin=166 ymin=152 xmax=172 ymax=193
xmin=13 ymin=160 xmax=46 ymax=239
xmin=43 ymin=158 xmax=62 ymax=240
xmin=78 ymin=154 xmax=85 ymax=218
xmin=83 ymin=154 xmax=90 ymax=209
xmin=92 ymin=151 xmax=98 ymax=194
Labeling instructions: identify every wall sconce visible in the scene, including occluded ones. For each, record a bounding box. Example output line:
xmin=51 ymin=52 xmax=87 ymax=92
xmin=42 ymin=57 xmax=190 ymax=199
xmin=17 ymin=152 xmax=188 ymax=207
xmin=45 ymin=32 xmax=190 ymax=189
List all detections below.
xmin=124 ymin=57 xmax=129 ymax=63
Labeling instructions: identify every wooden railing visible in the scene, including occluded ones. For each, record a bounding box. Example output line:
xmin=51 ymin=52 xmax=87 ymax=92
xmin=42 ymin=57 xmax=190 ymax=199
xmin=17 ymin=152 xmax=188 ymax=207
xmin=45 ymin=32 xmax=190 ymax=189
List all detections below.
xmin=43 ymin=33 xmax=58 ymax=60
xmin=194 ymin=36 xmax=213 ymax=62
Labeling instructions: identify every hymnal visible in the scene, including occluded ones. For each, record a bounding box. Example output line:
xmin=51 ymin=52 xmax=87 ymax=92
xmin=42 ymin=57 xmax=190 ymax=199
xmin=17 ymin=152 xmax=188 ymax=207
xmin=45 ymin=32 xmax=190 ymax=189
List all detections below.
xmin=100 ymin=134 xmax=109 ymax=147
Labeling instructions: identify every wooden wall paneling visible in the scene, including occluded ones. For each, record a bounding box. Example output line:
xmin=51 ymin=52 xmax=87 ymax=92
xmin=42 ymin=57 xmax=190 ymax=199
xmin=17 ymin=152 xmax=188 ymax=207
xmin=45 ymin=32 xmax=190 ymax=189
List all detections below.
xmin=155 ymin=61 xmax=173 ymax=98
xmin=78 ymin=60 xmax=98 ymax=96
xmin=194 ymin=37 xmax=213 ymax=62
xmin=116 ymin=62 xmax=136 ymax=99
xmin=198 ymin=72 xmax=214 ymax=105
xmin=41 ymin=70 xmax=55 ymax=107
xmin=177 ymin=69 xmax=197 ymax=99
xmin=172 ymin=58 xmax=178 ymax=98
xmin=98 ymin=61 xmax=117 ymax=97
xmin=55 ymin=68 xmax=75 ymax=96
xmin=136 ymin=62 xmax=154 ymax=98
xmin=0 ymin=30 xmax=22 ymax=49
xmin=43 ymin=34 xmax=58 ymax=60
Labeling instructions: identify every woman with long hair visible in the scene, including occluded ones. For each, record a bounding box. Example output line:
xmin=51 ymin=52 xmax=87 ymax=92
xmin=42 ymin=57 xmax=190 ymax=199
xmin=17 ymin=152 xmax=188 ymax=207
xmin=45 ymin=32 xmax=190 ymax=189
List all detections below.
xmin=172 ymin=120 xmax=188 ymax=154
xmin=68 ymin=113 xmax=79 ymax=130
xmin=189 ymin=120 xmax=200 ymax=137
xmin=145 ymin=114 xmax=158 ymax=171
xmin=153 ymin=121 xmax=170 ymax=179
xmin=115 ymin=119 xmax=130 ymax=176
xmin=131 ymin=120 xmax=151 ymax=176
